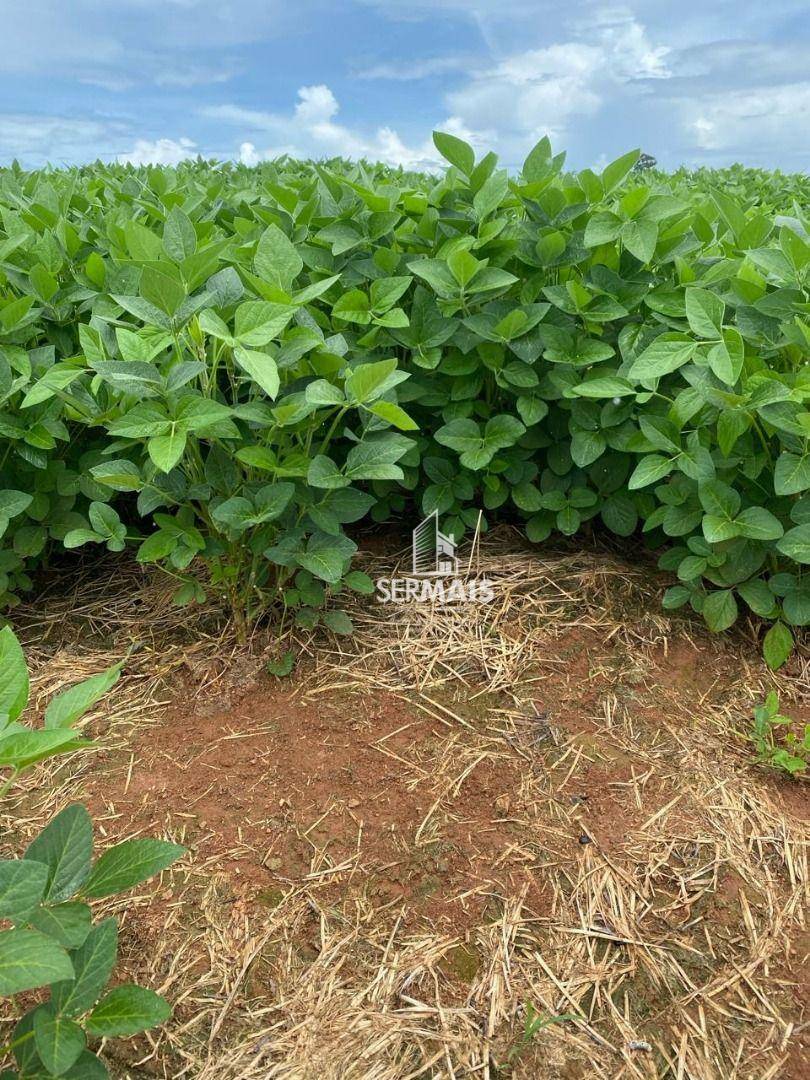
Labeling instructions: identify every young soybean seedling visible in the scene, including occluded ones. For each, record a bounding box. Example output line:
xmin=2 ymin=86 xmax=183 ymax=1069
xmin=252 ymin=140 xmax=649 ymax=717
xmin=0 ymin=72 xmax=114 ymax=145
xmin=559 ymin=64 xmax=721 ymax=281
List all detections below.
xmin=0 ymin=627 xmax=186 ymax=1078
xmin=748 ymin=691 xmax=808 ymax=777
xmin=0 ymin=626 xmax=123 ymax=798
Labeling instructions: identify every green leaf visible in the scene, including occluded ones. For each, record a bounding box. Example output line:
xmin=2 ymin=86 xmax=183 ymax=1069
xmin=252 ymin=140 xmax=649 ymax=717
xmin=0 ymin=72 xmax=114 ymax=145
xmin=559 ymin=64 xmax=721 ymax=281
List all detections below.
xmin=125 ymin=220 xmax=164 ymax=262
xmin=89 ymin=459 xmax=142 ymax=492
xmin=522 ymin=135 xmax=553 ymax=182
xmin=234 ymin=347 xmax=280 ymax=399
xmin=734 ymin=507 xmax=784 ymax=541
xmin=305 ymin=380 xmax=344 ymax=406
xmin=484 ymin=414 xmax=525 ymax=450
xmin=512 ymin=482 xmax=543 ymax=512
xmin=88 ymin=503 xmax=125 ymax=548
xmin=148 ymin=429 xmax=187 ymax=473
xmin=763 ymin=621 xmax=793 ymax=670
xmin=370 ymin=276 xmax=412 ymax=313
xmin=296 ymin=531 xmax=356 ymax=584
xmin=622 ymin=219 xmax=657 ymax=263
xmin=663 ymin=585 xmax=691 ymax=609
xmin=601 ymin=495 xmax=637 ymax=536
xmin=570 ymin=430 xmax=606 ymax=467
xmin=703 ymin=589 xmax=738 ymax=632
xmin=701 ymin=515 xmax=739 ymax=543
xmin=685 ymin=288 xmax=725 ymax=339
xmin=601 ymin=149 xmax=640 ymax=194
xmin=737 ymin=578 xmax=777 ymax=617
xmin=34 ymin=1005 xmax=86 ymax=1076
xmin=198 ymin=308 xmax=234 ymax=343
xmin=27 ymin=902 xmax=92 ymax=950
xmin=435 ymin=418 xmax=481 ymax=455
xmin=629 ymin=338 xmax=695 ymax=381
xmin=82 ymin=839 xmax=185 ymax=899
xmin=86 ymin=984 xmax=171 ymax=1037
xmin=707 ymin=328 xmax=744 ymax=385
xmin=254 ymin=223 xmax=303 ymax=291
xmin=266 ymin=651 xmax=294 ymax=678
xmin=584 ymin=212 xmax=623 ymax=247
xmin=45 ymin=663 xmax=122 ymax=730
xmin=0 ymin=626 xmax=28 ymax=726
xmin=333 ymin=289 xmax=371 ymax=324
xmin=0 ymin=729 xmax=85 ymax=772
xmin=571 ymin=376 xmax=635 ymax=398
xmin=344 ymin=436 xmax=410 ymax=481
xmin=24 ymin=805 xmax=93 ymax=904
xmin=51 ymin=917 xmax=117 ymax=1018
xmin=63 ymin=1051 xmax=109 ymax=1080
xmin=139 ymin=265 xmax=186 ymax=318
xmin=557 ymin=506 xmax=581 ymax=535
xmin=473 ymin=170 xmax=508 ymax=220
xmin=432 ymin=131 xmax=475 ymax=176
xmin=777 ymin=524 xmax=810 ymax=564
xmin=343 ymin=570 xmax=375 ymax=594
xmin=163 ymin=207 xmax=197 ymax=262
xmin=307 ymin=455 xmax=349 ymax=490
xmin=783 ymin=584 xmax=810 ymax=626
xmin=235 ymin=300 xmax=294 ymax=345
xmin=628 ymin=455 xmax=674 ymax=489
xmin=368 ymin=400 xmax=418 ymax=430
xmin=516 ymin=396 xmax=548 ymax=426
xmin=0 ymin=929 xmax=73 ymax=994
xmin=774 ymin=452 xmax=810 ymax=495
xmin=322 ymin=609 xmax=354 ymax=635
xmin=235 ymin=446 xmax=277 ymax=471
xmin=0 ymin=489 xmax=34 ymax=520
xmin=699 ymin=480 xmax=740 ymax=519
xmin=345 ymin=358 xmax=401 ymax=404
xmin=436 ymin=414 xmax=524 ymax=470
xmin=0 ymin=859 xmax=48 ymax=921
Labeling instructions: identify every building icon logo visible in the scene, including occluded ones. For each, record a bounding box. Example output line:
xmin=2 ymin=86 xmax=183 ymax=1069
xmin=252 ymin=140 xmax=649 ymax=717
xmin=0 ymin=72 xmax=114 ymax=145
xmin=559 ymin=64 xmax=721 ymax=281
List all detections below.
xmin=374 ymin=509 xmax=493 ymax=604
xmin=412 ymin=510 xmax=459 ymax=576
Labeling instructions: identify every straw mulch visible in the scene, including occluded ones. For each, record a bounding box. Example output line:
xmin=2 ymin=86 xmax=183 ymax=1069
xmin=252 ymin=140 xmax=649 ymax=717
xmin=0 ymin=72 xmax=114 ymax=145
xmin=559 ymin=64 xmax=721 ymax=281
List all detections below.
xmin=1 ymin=533 xmax=807 ymax=1079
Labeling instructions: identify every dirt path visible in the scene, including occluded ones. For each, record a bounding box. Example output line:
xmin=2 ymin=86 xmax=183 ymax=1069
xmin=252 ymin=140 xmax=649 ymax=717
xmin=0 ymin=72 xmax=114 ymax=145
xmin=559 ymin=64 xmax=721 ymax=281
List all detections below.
xmin=2 ymin=537 xmax=808 ymax=1078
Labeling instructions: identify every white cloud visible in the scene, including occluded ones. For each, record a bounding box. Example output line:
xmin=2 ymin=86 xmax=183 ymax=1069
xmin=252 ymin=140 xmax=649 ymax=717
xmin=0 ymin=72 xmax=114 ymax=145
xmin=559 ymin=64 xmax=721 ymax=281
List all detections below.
xmin=294 ymin=84 xmax=340 ymax=124
xmin=355 ymin=56 xmax=470 ymax=80
xmin=155 ymin=67 xmax=232 ymax=89
xmin=207 ymin=85 xmax=448 ymax=169
xmin=443 ymin=14 xmax=670 ymax=150
xmin=687 ymin=82 xmax=810 ymax=155
xmin=0 ymin=0 xmax=253 ymax=91
xmin=239 ymin=141 xmax=260 ymax=166
xmin=203 ymin=104 xmax=283 ymax=130
xmin=78 ymin=65 xmax=231 ymax=94
xmin=79 ymin=74 xmax=136 ymax=93
xmin=0 ymin=115 xmax=126 ymax=164
xmin=590 ymin=10 xmax=671 ymax=80
xmin=447 ymin=44 xmax=602 ymax=141
xmin=118 ymin=137 xmax=198 ymax=165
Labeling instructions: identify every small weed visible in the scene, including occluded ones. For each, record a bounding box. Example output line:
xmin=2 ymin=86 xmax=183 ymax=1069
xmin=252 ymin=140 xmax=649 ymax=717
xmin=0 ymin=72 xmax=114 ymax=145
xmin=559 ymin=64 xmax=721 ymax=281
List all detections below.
xmin=505 ymin=1003 xmax=576 ymax=1066
xmin=748 ymin=692 xmax=808 ymax=777
xmin=266 ymin=650 xmax=295 ymax=678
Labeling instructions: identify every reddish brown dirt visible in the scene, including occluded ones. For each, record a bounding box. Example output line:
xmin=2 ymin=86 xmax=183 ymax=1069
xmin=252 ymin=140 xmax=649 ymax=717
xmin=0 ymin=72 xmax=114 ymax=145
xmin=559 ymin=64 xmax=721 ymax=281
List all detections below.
xmin=84 ymin=679 xmax=550 ymax=934
xmin=76 ymin=622 xmax=807 ymax=1076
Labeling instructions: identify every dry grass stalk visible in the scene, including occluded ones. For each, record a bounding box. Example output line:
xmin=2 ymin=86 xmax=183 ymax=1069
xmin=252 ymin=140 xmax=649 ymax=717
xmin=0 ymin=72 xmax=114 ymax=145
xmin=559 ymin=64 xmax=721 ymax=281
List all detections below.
xmin=1 ymin=535 xmax=806 ymax=1079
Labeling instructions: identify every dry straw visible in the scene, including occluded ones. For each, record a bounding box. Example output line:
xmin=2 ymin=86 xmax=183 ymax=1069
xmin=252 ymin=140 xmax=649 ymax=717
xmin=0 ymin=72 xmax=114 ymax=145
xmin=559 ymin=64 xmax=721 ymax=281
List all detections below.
xmin=1 ymin=534 xmax=806 ymax=1079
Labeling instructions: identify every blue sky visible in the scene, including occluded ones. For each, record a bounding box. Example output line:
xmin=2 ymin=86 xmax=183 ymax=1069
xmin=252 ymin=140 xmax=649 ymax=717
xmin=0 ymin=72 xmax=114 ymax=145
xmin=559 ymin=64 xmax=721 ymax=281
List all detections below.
xmin=1 ymin=0 xmax=808 ymax=171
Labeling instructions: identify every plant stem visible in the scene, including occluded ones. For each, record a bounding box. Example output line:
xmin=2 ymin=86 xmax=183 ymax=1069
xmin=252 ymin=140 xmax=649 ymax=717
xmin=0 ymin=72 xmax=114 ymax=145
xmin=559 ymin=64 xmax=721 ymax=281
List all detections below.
xmin=0 ymin=768 xmax=20 ymax=799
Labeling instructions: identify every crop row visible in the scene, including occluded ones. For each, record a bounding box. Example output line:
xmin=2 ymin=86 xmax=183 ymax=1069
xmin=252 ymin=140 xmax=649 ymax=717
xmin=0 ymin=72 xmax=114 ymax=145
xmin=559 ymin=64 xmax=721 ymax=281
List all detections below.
xmin=0 ymin=137 xmax=808 ymax=662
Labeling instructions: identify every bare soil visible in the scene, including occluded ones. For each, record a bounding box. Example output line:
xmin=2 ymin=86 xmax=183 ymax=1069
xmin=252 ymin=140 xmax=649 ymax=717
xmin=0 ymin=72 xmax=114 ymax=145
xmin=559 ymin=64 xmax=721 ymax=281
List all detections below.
xmin=2 ymin=537 xmax=808 ymax=1079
